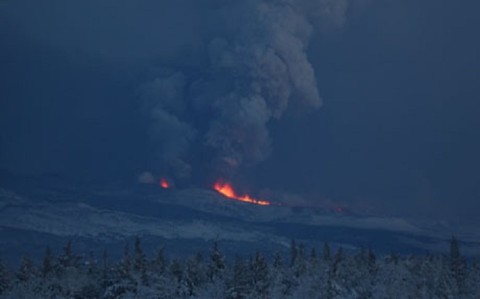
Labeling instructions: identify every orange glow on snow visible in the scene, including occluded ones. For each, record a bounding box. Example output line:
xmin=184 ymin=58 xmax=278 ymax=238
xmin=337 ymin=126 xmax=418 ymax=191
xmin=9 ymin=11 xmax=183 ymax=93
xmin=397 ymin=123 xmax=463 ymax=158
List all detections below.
xmin=213 ymin=181 xmax=270 ymax=206
xmin=160 ymin=178 xmax=170 ymax=189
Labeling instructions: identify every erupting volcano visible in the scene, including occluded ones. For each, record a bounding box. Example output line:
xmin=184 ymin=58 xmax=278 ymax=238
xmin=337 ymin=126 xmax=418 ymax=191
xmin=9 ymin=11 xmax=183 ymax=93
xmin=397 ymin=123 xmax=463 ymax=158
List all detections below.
xmin=213 ymin=181 xmax=270 ymax=206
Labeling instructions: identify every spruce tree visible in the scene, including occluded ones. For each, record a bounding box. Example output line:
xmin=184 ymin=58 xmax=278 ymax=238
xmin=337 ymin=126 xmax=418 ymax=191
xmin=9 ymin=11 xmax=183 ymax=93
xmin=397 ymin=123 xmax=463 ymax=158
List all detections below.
xmin=0 ymin=258 xmax=10 ymax=295
xmin=170 ymin=258 xmax=184 ymax=283
xmin=250 ymin=251 xmax=270 ymax=298
xmin=112 ymin=242 xmax=136 ymax=297
xmin=309 ymin=248 xmax=319 ymax=273
xmin=332 ymin=246 xmax=344 ymax=275
xmin=227 ymin=256 xmax=250 ymax=299
xmin=367 ymin=248 xmax=377 ymax=275
xmin=207 ymin=240 xmax=225 ymax=282
xmin=449 ymin=236 xmax=467 ymax=293
xmin=133 ymin=237 xmax=147 ymax=275
xmin=119 ymin=242 xmax=131 ymax=278
xmin=133 ymin=237 xmax=150 ymax=287
xmin=293 ymin=243 xmax=307 ymax=277
xmin=185 ymin=253 xmax=205 ymax=297
xmin=152 ymin=246 xmax=167 ymax=274
xmin=272 ymin=252 xmax=283 ymax=269
xmin=41 ymin=246 xmax=55 ymax=277
xmin=101 ymin=249 xmax=111 ymax=289
xmin=58 ymin=240 xmax=73 ymax=268
xmin=323 ymin=241 xmax=331 ymax=261
xmin=290 ymin=239 xmax=298 ymax=267
xmin=16 ymin=255 xmax=36 ymax=282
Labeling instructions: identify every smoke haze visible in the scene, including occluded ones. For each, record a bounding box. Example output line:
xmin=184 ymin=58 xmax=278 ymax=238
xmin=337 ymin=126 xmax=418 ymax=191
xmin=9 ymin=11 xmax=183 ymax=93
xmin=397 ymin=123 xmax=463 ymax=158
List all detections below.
xmin=138 ymin=0 xmax=362 ymax=180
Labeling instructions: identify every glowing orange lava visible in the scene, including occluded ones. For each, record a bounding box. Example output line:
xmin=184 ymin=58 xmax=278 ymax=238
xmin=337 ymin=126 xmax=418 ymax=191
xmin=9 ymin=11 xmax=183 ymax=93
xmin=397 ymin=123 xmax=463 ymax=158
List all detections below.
xmin=213 ymin=181 xmax=270 ymax=206
xmin=160 ymin=178 xmax=170 ymax=189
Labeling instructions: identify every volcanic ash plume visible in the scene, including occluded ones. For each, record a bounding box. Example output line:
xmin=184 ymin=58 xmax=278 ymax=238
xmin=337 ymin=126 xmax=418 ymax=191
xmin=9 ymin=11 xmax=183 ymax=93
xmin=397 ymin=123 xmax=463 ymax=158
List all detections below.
xmin=139 ymin=71 xmax=196 ymax=179
xmin=140 ymin=0 xmax=356 ymax=179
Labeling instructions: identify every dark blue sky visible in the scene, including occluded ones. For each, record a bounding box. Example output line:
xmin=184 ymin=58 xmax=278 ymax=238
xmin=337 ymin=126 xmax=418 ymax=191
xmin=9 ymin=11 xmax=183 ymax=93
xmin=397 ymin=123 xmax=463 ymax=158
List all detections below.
xmin=1 ymin=0 xmax=479 ymax=220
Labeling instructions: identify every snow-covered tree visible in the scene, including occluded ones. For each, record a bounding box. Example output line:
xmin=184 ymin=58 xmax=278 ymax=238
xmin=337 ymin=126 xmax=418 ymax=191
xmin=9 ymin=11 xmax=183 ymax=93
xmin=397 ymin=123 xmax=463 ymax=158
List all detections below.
xmin=226 ymin=256 xmax=250 ymax=299
xmin=249 ymin=251 xmax=270 ymax=298
xmin=184 ymin=253 xmax=206 ymax=297
xmin=41 ymin=246 xmax=55 ymax=277
xmin=207 ymin=240 xmax=225 ymax=282
xmin=1 ymin=237 xmax=480 ymax=298
xmin=323 ymin=241 xmax=331 ymax=261
xmin=16 ymin=255 xmax=36 ymax=283
xmin=449 ymin=236 xmax=467 ymax=294
xmin=151 ymin=246 xmax=168 ymax=274
xmin=466 ymin=257 xmax=480 ymax=298
xmin=0 ymin=258 xmax=11 ymax=295
xmin=371 ymin=254 xmax=416 ymax=298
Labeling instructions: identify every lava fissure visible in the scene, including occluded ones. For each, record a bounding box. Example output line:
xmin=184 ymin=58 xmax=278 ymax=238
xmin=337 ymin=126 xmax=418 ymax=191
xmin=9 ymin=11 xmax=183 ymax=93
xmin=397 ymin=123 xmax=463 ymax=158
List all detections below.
xmin=160 ymin=178 xmax=170 ymax=189
xmin=213 ymin=181 xmax=270 ymax=206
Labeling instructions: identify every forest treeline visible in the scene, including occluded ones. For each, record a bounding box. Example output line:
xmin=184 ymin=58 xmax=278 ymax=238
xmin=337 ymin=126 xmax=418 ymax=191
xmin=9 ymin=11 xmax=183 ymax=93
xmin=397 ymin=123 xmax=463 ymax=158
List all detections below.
xmin=0 ymin=237 xmax=479 ymax=298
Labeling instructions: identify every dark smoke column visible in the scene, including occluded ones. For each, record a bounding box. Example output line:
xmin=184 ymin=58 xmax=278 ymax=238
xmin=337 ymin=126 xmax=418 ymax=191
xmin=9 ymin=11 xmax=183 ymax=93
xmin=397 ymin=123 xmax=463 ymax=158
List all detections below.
xmin=139 ymin=0 xmax=357 ymax=181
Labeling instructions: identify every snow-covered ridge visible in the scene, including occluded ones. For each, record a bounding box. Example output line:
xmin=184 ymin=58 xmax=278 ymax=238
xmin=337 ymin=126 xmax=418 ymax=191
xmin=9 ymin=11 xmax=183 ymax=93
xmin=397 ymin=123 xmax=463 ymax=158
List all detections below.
xmin=151 ymin=188 xmax=480 ymax=243
xmin=0 ymin=191 xmax=287 ymax=247
xmin=1 ymin=186 xmax=480 ymax=255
